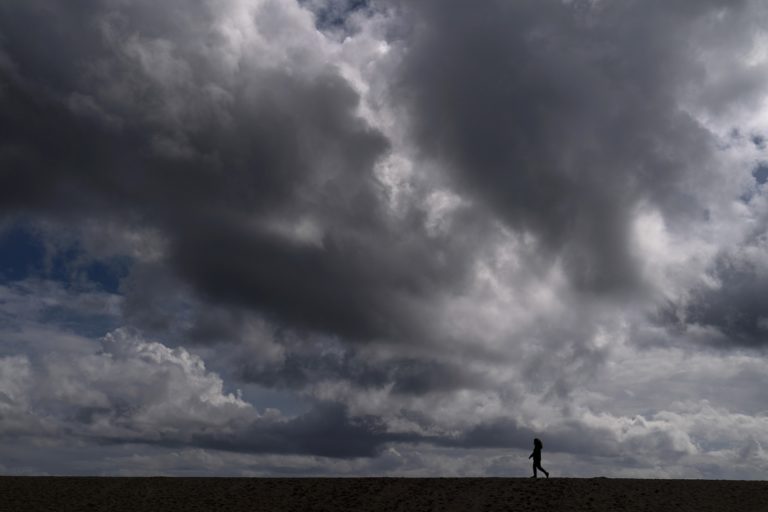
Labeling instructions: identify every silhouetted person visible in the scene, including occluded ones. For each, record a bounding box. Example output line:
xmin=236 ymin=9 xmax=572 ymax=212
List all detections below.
xmin=529 ymin=438 xmax=549 ymax=478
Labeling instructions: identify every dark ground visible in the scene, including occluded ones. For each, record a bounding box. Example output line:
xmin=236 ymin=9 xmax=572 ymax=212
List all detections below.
xmin=1 ymin=477 xmax=767 ymax=512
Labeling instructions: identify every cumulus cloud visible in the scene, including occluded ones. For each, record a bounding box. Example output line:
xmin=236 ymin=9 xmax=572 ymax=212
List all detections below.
xmin=390 ymin=0 xmax=760 ymax=294
xmin=0 ymin=0 xmax=492 ymax=350
xmin=0 ymin=322 xmax=410 ymax=460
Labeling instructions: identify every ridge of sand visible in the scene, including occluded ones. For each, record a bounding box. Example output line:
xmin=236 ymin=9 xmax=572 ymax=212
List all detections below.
xmin=1 ymin=476 xmax=767 ymax=512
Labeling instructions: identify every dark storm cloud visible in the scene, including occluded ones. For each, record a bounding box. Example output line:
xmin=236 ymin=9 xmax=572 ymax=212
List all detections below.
xmin=168 ymin=211 xmax=477 ymax=343
xmin=686 ymin=271 xmax=768 ymax=348
xmin=3 ymin=0 xmax=755 ymax=355
xmin=656 ymin=245 xmax=768 ymax=348
xmin=99 ymin=402 xmax=666 ymax=461
xmin=0 ymin=325 xmax=411 ymax=460
xmin=189 ymin=402 xmax=397 ymax=458
xmin=240 ymin=348 xmax=487 ymax=395
xmin=432 ymin=415 xmax=697 ymax=467
xmin=390 ymin=0 xmax=744 ymax=294
xmin=84 ymin=402 xmax=396 ymax=458
xmin=445 ymin=417 xmax=537 ymax=451
xmin=0 ymin=0 xmax=488 ymax=346
xmin=0 ymin=55 xmax=384 ymax=220
xmin=435 ymin=417 xmax=606 ymax=456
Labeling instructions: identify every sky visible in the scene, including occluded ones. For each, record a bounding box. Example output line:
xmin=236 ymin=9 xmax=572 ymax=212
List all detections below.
xmin=1 ymin=0 xmax=768 ymax=478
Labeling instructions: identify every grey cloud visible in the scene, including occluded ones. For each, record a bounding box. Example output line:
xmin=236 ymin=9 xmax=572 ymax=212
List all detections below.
xmin=446 ymin=414 xmax=706 ymax=472
xmin=170 ymin=216 xmax=463 ymax=343
xmin=444 ymin=417 xmax=536 ymax=451
xmin=114 ymin=256 xmax=494 ymax=399
xmin=686 ymin=269 xmax=768 ymax=348
xmin=390 ymin=0 xmax=747 ymax=294
xmin=0 ymin=0 xmax=492 ymax=349
xmin=88 ymin=402 xmax=398 ymax=459
xmin=187 ymin=402 xmax=394 ymax=458
xmin=183 ymin=406 xmax=699 ymax=462
xmin=657 ymin=249 xmax=768 ymax=348
xmin=0 ymin=313 xmax=621 ymax=461
xmin=0 ymin=327 xmax=400 ymax=459
xmin=435 ymin=416 xmax=614 ymax=459
xmin=239 ymin=348 xmax=487 ymax=396
xmin=1 ymin=310 xmax=764 ymax=474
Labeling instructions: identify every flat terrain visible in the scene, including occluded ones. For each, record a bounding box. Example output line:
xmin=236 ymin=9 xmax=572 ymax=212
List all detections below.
xmin=1 ymin=477 xmax=767 ymax=512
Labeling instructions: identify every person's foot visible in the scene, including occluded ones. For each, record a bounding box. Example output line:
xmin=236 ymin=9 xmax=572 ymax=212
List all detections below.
xmin=530 ymin=475 xmax=537 ymax=479
xmin=545 ymin=472 xmax=549 ymax=479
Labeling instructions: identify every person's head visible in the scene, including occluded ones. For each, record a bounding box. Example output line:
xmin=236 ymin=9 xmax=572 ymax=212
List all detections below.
xmin=534 ymin=438 xmax=542 ymax=449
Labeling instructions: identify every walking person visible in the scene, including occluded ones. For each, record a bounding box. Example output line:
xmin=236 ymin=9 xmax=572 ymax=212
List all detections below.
xmin=529 ymin=438 xmax=549 ymax=478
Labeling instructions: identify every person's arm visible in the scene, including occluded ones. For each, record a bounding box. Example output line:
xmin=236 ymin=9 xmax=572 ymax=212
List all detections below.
xmin=529 ymin=451 xmax=533 ymax=459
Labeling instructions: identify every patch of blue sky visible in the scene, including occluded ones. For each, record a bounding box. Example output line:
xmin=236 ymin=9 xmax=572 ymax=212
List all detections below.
xmin=0 ymin=222 xmax=127 ymax=339
xmin=300 ymin=0 xmax=370 ymax=31
xmin=753 ymin=161 xmax=768 ymax=185
xmin=739 ymin=161 xmax=768 ymax=203
xmin=0 ymin=223 xmax=44 ymax=282
xmin=0 ymin=222 xmax=129 ymax=293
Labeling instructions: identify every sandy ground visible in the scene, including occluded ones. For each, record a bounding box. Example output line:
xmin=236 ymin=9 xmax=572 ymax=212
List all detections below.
xmin=1 ymin=477 xmax=767 ymax=512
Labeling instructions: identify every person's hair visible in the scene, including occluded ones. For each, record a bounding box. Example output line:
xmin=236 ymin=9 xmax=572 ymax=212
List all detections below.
xmin=534 ymin=438 xmax=543 ymax=449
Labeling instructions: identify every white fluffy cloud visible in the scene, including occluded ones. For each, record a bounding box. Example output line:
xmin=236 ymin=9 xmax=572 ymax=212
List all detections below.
xmin=0 ymin=323 xmax=255 ymax=441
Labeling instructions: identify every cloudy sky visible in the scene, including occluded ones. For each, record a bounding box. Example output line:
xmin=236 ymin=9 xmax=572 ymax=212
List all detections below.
xmin=1 ymin=0 xmax=768 ymax=478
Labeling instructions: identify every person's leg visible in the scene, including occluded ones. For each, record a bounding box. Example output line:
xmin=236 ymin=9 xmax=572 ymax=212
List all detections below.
xmin=535 ymin=462 xmax=549 ymax=478
xmin=532 ymin=461 xmax=537 ymax=478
